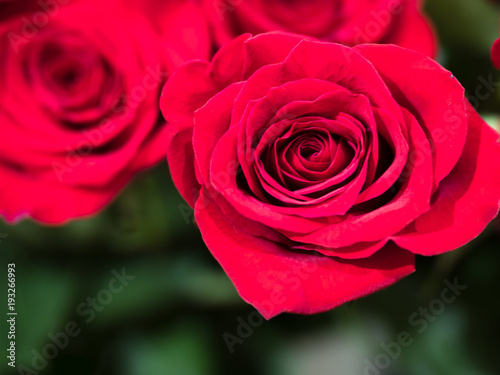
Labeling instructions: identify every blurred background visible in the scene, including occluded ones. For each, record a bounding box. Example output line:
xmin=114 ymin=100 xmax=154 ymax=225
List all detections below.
xmin=1 ymin=0 xmax=500 ymax=374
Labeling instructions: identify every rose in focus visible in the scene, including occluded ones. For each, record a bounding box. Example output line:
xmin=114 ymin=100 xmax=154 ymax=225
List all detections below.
xmin=203 ymin=0 xmax=436 ymax=56
xmin=161 ymin=32 xmax=500 ymax=318
xmin=0 ymin=0 xmax=210 ymax=223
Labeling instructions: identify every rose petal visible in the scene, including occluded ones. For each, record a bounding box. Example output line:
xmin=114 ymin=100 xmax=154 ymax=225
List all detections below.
xmin=392 ymin=104 xmax=500 ymax=255
xmin=166 ymin=127 xmax=200 ymax=207
xmin=285 ymin=108 xmax=433 ymax=247
xmin=195 ymin=187 xmax=415 ymax=319
xmin=161 ymin=32 xmax=305 ymax=131
xmin=355 ymin=44 xmax=467 ymax=190
xmin=0 ymin=162 xmax=118 ymax=224
xmin=356 ymin=107 xmax=409 ymax=203
xmin=193 ymin=82 xmax=245 ymax=185
xmin=294 ymin=239 xmax=389 ymax=260
xmin=210 ymin=125 xmax=331 ymax=233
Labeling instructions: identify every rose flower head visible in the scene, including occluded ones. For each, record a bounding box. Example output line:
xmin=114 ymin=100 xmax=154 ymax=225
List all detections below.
xmin=160 ymin=32 xmax=500 ymax=319
xmin=203 ymin=0 xmax=436 ymax=57
xmin=0 ymin=0 xmax=210 ymax=224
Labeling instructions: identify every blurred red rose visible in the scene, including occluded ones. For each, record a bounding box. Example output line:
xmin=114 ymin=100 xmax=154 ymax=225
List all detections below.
xmin=203 ymin=0 xmax=437 ymax=57
xmin=492 ymin=37 xmax=500 ymax=68
xmin=0 ymin=0 xmax=210 ymax=224
xmin=160 ymin=32 xmax=500 ymax=318
xmin=0 ymin=0 xmax=58 ymax=22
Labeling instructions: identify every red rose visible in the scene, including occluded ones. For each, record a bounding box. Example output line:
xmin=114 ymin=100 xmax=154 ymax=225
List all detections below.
xmin=203 ymin=0 xmax=436 ymax=56
xmin=160 ymin=33 xmax=500 ymax=318
xmin=492 ymin=37 xmax=500 ymax=69
xmin=0 ymin=0 xmax=64 ymax=22
xmin=0 ymin=0 xmax=210 ymax=224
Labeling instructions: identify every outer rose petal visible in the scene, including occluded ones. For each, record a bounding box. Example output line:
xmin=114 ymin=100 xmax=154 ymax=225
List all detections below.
xmin=354 ymin=44 xmax=467 ymax=191
xmin=160 ymin=32 xmax=305 ymax=130
xmin=194 ymin=82 xmax=245 ymax=185
xmin=195 ymin=187 xmax=415 ymax=319
xmin=0 ymin=163 xmax=121 ymax=224
xmin=160 ymin=60 xmax=219 ymax=131
xmin=166 ymin=128 xmax=200 ymax=208
xmin=392 ymin=104 xmax=500 ymax=255
xmin=491 ymin=38 xmax=500 ymax=69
